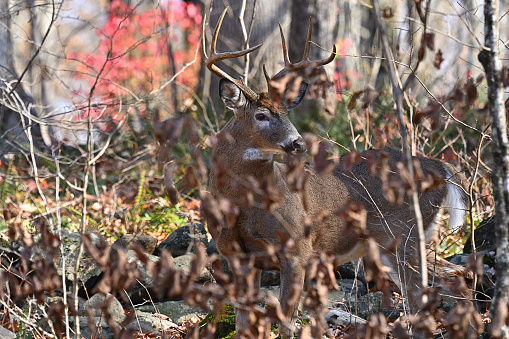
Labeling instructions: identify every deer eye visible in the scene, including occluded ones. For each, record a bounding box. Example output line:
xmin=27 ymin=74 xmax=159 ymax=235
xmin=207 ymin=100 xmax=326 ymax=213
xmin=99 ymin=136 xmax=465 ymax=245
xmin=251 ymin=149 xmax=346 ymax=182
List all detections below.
xmin=255 ymin=113 xmax=269 ymax=121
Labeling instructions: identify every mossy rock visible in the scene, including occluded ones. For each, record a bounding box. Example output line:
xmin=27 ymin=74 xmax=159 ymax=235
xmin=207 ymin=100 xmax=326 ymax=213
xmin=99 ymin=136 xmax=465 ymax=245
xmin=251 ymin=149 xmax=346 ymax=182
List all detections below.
xmin=199 ymin=304 xmax=236 ymax=339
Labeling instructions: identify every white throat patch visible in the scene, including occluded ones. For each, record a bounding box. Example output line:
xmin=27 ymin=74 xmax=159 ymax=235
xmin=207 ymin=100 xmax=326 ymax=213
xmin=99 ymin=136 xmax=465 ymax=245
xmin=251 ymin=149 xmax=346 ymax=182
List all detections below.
xmin=243 ymin=148 xmax=272 ymax=161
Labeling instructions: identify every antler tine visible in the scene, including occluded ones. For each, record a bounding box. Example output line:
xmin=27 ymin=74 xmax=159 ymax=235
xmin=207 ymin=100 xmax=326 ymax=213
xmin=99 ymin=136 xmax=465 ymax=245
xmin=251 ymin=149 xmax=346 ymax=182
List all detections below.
xmin=210 ymin=7 xmax=227 ymax=56
xmin=315 ymin=44 xmax=337 ymax=66
xmin=302 ymin=17 xmax=312 ymax=61
xmin=201 ymin=14 xmax=209 ymax=58
xmin=202 ymin=7 xmax=262 ymax=101
xmin=278 ymin=23 xmax=290 ymax=66
xmin=272 ymin=17 xmax=336 ymax=81
xmin=262 ymin=64 xmax=271 ymax=83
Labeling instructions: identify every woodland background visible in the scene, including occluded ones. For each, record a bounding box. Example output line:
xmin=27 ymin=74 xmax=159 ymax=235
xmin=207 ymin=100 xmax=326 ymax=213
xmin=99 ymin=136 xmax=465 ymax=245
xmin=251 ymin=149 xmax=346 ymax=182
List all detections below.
xmin=0 ymin=0 xmax=508 ymax=338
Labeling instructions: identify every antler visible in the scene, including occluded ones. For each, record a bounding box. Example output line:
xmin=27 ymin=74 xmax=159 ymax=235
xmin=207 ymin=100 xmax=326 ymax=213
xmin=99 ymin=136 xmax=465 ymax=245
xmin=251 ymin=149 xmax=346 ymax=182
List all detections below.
xmin=269 ymin=17 xmax=336 ymax=81
xmin=202 ymin=7 xmax=262 ymax=102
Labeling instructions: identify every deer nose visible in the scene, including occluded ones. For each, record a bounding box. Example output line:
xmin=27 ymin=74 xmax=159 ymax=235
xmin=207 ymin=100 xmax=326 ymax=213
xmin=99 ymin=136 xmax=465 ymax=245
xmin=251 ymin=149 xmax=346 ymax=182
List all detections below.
xmin=292 ymin=137 xmax=306 ymax=153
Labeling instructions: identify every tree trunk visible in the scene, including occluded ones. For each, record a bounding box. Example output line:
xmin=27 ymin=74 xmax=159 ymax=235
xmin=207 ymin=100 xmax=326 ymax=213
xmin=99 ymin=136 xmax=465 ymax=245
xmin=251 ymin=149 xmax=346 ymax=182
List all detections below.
xmin=288 ymin=0 xmax=339 ymax=131
xmin=478 ymin=0 xmax=509 ymax=337
xmin=0 ymin=0 xmax=44 ymax=156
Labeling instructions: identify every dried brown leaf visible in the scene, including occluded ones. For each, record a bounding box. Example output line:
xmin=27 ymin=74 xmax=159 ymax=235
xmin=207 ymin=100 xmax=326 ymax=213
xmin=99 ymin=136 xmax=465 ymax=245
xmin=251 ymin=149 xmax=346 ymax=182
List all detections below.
xmin=464 ymin=78 xmax=478 ymax=106
xmin=413 ymin=102 xmax=441 ymax=130
xmin=342 ymin=150 xmax=363 ymax=172
xmin=338 ymin=199 xmax=367 ymax=236
xmin=423 ymin=32 xmax=435 ymax=51
xmin=418 ymin=45 xmax=426 ymax=61
xmin=433 ymin=49 xmax=444 ymax=69
xmin=363 ymin=238 xmax=391 ymax=281
xmin=314 ymin=142 xmax=336 ymax=176
xmin=362 ymin=86 xmax=379 ymax=109
xmin=421 ymin=169 xmax=445 ymax=192
xmin=348 ymin=90 xmax=363 ymax=110
xmin=382 ymin=7 xmax=394 ymax=18
xmin=164 ymin=161 xmax=180 ymax=205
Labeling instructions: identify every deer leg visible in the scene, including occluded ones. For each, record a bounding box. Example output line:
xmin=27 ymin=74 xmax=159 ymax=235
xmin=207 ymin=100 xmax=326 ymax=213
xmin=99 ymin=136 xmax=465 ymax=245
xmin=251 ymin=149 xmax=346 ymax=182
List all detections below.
xmin=235 ymin=267 xmax=262 ymax=336
xmin=278 ymin=256 xmax=305 ymax=339
xmin=381 ymin=248 xmax=422 ymax=315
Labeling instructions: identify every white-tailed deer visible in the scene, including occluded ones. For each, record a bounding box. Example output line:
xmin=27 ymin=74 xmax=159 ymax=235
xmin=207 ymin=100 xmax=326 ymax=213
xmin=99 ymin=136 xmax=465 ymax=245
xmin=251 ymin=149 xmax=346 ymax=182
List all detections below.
xmin=202 ymin=8 xmax=469 ymax=338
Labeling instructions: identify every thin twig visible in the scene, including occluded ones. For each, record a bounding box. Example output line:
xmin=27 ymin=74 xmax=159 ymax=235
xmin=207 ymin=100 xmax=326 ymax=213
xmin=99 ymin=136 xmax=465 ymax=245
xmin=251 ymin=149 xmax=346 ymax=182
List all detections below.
xmin=372 ymin=0 xmax=428 ymax=308
xmin=468 ymin=124 xmax=490 ymax=296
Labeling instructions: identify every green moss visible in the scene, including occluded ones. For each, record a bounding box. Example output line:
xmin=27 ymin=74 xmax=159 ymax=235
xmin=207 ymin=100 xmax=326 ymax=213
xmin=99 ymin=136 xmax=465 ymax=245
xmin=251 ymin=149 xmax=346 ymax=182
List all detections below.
xmin=199 ymin=304 xmax=236 ymax=339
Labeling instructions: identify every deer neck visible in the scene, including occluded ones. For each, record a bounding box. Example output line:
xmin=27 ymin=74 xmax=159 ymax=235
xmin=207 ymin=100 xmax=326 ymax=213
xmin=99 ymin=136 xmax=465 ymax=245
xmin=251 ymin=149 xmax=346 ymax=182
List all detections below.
xmin=210 ymin=119 xmax=276 ymax=200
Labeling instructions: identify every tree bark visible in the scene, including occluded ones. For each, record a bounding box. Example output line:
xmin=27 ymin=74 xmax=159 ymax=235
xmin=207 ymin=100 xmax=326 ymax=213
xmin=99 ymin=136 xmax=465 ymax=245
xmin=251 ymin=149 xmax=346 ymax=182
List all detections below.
xmin=0 ymin=0 xmax=43 ymax=156
xmin=478 ymin=0 xmax=509 ymax=337
xmin=288 ymin=0 xmax=339 ymax=130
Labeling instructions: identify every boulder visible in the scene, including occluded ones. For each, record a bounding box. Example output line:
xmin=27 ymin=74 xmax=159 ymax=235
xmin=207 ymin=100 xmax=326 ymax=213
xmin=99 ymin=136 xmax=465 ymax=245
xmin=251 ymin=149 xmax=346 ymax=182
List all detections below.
xmin=137 ymin=300 xmax=208 ymax=325
xmin=134 ymin=310 xmax=177 ymax=329
xmin=207 ymin=238 xmax=218 ymax=256
xmin=155 ymin=223 xmax=208 ymax=257
xmin=173 ymin=252 xmax=213 ymax=282
xmin=325 ymin=309 xmax=367 ymax=325
xmin=72 ymin=316 xmax=117 ymax=339
xmin=81 ymin=293 xmax=126 ymax=324
xmin=9 ymin=229 xmax=104 ymax=293
xmin=112 ymin=234 xmax=158 ymax=254
xmin=336 ymin=259 xmax=366 ymax=283
xmin=261 ymin=270 xmax=280 ymax=286
xmin=338 ymin=278 xmax=367 ymax=298
xmin=463 ymin=217 xmax=497 ymax=253
xmin=335 ymin=291 xmax=401 ymax=320
xmin=445 ymin=253 xmax=469 ymax=267
xmin=119 ymin=250 xmax=211 ymax=304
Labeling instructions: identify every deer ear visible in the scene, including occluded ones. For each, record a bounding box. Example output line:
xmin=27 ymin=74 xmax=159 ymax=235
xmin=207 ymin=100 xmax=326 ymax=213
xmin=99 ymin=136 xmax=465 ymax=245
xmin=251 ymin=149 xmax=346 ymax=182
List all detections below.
xmin=219 ymin=79 xmax=247 ymax=111
xmin=284 ymin=82 xmax=308 ymax=110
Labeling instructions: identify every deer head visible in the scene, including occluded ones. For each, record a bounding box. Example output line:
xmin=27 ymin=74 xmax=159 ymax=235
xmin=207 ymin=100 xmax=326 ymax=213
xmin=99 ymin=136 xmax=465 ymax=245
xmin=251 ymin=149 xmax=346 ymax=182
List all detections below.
xmin=202 ymin=8 xmax=336 ymax=158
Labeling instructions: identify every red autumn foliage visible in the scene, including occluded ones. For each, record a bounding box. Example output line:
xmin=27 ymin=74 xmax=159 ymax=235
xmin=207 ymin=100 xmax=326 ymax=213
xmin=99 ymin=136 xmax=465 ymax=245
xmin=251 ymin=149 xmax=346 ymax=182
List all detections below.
xmin=69 ymin=0 xmax=201 ymax=124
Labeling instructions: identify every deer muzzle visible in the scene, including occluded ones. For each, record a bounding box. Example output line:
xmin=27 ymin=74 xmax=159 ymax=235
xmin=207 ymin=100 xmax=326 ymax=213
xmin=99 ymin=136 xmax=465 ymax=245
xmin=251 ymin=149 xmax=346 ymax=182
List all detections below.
xmin=282 ymin=136 xmax=306 ymax=154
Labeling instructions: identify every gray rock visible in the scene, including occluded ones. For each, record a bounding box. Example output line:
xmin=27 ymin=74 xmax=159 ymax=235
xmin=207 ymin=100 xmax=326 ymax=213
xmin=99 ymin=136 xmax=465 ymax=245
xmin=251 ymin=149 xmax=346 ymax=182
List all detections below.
xmin=325 ymin=309 xmax=367 ymax=325
xmin=337 ymin=291 xmax=403 ymax=320
xmin=81 ymin=293 xmax=126 ymax=324
xmin=9 ymin=229 xmax=104 ymax=293
xmin=338 ymin=279 xmax=367 ymax=298
xmin=327 ymin=290 xmax=346 ymax=305
xmin=117 ymin=249 xmax=161 ymax=303
xmin=134 ymin=310 xmax=177 ymax=329
xmin=113 ymin=234 xmax=158 ymax=254
xmin=262 ymin=286 xmax=281 ymax=299
xmin=173 ymin=252 xmax=213 ymax=282
xmin=337 ymin=291 xmax=384 ymax=320
xmin=137 ymin=300 xmax=208 ymax=325
xmin=177 ymin=313 xmax=203 ymax=324
xmin=207 ymin=238 xmax=218 ymax=256
xmin=73 ymin=313 xmax=158 ymax=338
xmin=336 ymin=259 xmax=366 ymax=282
xmin=156 ymin=223 xmax=208 ymax=257
xmin=463 ymin=217 xmax=497 ymax=253
xmin=261 ymin=270 xmax=280 ymax=286
xmin=0 ymin=325 xmax=15 ymax=339
xmin=58 ymin=230 xmax=104 ymax=288
xmin=114 ymin=250 xmax=211 ymax=304
xmin=446 ymin=253 xmax=469 ymax=267
xmin=439 ymin=295 xmax=458 ymax=312
xmin=73 ymin=316 xmax=117 ymax=339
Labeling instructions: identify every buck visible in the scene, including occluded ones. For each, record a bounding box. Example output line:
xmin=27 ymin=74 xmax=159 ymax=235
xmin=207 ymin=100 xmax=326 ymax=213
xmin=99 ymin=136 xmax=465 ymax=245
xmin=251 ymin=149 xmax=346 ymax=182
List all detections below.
xmin=202 ymin=9 xmax=469 ymax=337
